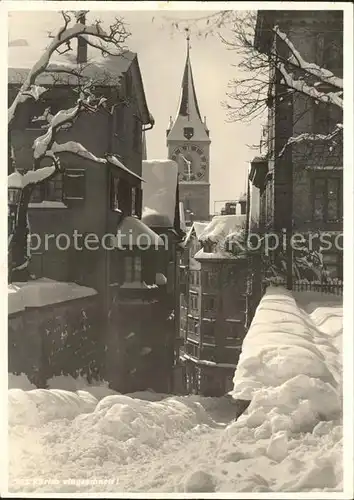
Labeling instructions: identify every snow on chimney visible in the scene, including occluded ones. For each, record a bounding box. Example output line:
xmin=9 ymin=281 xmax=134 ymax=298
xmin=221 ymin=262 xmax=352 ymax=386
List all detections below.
xmin=77 ymin=12 xmax=87 ymax=64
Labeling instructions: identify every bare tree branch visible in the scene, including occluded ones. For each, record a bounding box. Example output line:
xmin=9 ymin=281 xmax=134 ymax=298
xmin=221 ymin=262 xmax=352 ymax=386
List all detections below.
xmin=8 ymin=10 xmax=130 ymax=128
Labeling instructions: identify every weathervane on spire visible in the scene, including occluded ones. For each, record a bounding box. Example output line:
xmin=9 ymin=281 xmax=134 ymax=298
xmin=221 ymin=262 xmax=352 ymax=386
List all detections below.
xmin=185 ymin=27 xmax=191 ymax=55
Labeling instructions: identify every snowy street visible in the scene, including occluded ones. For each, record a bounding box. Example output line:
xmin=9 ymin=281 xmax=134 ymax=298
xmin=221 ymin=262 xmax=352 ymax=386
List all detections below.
xmin=8 ymin=288 xmax=344 ymax=494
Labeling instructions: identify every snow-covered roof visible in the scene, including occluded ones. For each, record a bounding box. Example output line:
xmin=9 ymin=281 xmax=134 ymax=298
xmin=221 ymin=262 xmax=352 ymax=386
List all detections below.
xmin=8 ymin=42 xmax=135 ymax=86
xmin=107 ymin=155 xmax=144 ymax=182
xmin=198 ymin=214 xmax=246 ymax=243
xmin=8 ymin=278 xmax=97 ymax=314
xmin=8 ymin=37 xmax=153 ymax=126
xmin=182 ymin=221 xmax=209 ymax=248
xmin=194 ymin=248 xmax=241 ymax=261
xmin=193 ymin=215 xmax=247 ymax=261
xmin=141 ymin=160 xmax=178 ymax=228
xmin=114 ymin=216 xmax=165 ymax=248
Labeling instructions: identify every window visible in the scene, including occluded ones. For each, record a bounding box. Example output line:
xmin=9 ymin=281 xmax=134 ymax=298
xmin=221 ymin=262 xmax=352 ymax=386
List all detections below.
xmin=189 ymin=294 xmax=198 ymax=312
xmin=64 ymin=170 xmax=85 ymax=201
xmin=312 ymin=177 xmax=342 ymax=222
xmin=124 ymin=255 xmax=142 ymax=283
xmin=226 ymin=320 xmax=244 ymax=342
xmin=111 ymin=176 xmax=132 ymax=214
xmin=203 ymin=295 xmax=216 ymax=313
xmin=322 ymin=253 xmax=343 ymax=279
xmin=203 ymin=270 xmax=218 ymax=288
xmin=313 ymin=103 xmax=332 ymax=135
xmin=30 ymin=172 xmax=64 ymax=203
xmin=190 ymin=270 xmax=200 ymax=286
xmin=316 ymin=31 xmax=342 ymax=71
xmin=203 ymin=319 xmax=215 ymax=337
xmin=188 ymin=317 xmax=200 ymax=336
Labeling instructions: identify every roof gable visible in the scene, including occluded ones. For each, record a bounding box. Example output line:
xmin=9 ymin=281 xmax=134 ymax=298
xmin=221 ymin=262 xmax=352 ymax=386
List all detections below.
xmin=8 ymin=45 xmax=153 ymax=126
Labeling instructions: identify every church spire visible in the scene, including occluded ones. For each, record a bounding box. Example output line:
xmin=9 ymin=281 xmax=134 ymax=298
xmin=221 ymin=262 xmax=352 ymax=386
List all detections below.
xmin=177 ymin=28 xmax=202 ymax=121
xmin=167 ymin=29 xmax=209 ymax=142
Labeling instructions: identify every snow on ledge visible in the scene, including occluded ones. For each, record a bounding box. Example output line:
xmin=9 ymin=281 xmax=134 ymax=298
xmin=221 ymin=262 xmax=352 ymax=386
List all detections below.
xmin=120 ymin=281 xmax=158 ymax=290
xmin=8 ymin=278 xmax=97 ymax=314
xmin=231 ymin=285 xmax=342 ymax=424
xmin=29 ymin=201 xmax=67 ymax=209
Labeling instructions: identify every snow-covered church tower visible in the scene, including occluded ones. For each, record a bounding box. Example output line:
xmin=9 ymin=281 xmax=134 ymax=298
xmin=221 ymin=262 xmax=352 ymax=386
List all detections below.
xmin=166 ymin=32 xmax=211 ymax=223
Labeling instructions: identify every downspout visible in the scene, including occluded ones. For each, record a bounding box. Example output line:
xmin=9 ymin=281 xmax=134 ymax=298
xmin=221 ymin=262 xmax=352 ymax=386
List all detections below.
xmin=142 ymin=123 xmax=154 ymax=132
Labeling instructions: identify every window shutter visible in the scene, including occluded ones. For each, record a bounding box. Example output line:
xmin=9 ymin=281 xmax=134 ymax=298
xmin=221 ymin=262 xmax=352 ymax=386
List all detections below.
xmin=135 ymin=187 xmax=142 ymax=218
xmin=64 ymin=169 xmax=86 ymax=201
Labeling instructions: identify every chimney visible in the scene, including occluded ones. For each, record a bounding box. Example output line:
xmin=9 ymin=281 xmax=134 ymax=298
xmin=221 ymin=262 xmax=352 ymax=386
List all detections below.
xmin=77 ymin=12 xmax=87 ymax=64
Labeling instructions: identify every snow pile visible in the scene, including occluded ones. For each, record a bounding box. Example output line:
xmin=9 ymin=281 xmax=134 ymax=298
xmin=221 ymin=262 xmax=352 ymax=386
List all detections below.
xmin=8 ymin=289 xmax=344 ymax=493
xmin=8 ymin=373 xmax=37 ymax=391
xmin=199 ymin=214 xmax=246 ymax=243
xmin=232 ymin=287 xmax=342 ymax=429
xmin=195 ymin=214 xmax=246 ymax=260
xmin=142 ymin=160 xmax=178 ymax=228
xmin=113 ymin=216 xmax=164 ymax=249
xmin=8 ymin=278 xmax=97 ymax=314
xmin=182 ymin=221 xmax=209 ymax=247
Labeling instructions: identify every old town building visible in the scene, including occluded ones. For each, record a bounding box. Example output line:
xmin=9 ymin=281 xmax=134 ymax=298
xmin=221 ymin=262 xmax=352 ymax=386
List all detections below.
xmin=179 ymin=215 xmax=248 ymax=396
xmin=251 ymin=10 xmax=343 ymax=280
xmin=8 ymin=35 xmax=177 ymax=393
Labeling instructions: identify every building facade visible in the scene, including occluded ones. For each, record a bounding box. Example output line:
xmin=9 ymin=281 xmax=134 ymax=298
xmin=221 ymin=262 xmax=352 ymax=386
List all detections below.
xmin=141 ymin=159 xmax=185 ymax=391
xmin=166 ymin=39 xmax=211 ymax=224
xmin=8 ymin=40 xmax=177 ymax=393
xmin=179 ymin=215 xmax=248 ymax=396
xmin=251 ymin=10 xmax=343 ymax=280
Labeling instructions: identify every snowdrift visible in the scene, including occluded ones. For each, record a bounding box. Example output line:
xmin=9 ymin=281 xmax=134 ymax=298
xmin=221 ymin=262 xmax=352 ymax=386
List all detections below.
xmin=8 ymin=288 xmax=344 ymax=494
xmin=232 ymin=287 xmax=342 ymax=430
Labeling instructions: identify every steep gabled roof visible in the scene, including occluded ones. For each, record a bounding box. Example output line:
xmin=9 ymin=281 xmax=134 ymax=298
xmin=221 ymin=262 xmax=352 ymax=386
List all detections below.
xmin=8 ymin=43 xmax=153 ymax=126
xmin=167 ymin=43 xmax=209 ymax=143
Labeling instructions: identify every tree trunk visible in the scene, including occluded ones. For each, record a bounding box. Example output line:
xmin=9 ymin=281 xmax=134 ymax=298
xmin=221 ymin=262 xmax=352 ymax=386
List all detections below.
xmin=9 ymin=185 xmax=34 ymax=282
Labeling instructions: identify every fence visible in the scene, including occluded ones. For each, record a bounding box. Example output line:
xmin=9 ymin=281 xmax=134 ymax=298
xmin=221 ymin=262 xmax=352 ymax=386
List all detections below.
xmin=262 ymin=279 xmax=343 ymax=296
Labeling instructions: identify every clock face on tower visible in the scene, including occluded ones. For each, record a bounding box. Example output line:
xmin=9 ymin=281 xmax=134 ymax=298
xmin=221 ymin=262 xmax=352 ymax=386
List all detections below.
xmin=171 ymin=144 xmax=207 ymax=182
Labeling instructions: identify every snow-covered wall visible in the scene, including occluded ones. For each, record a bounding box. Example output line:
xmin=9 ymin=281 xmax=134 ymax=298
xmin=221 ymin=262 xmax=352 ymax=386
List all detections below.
xmin=142 ymin=160 xmax=178 ymax=227
xmin=232 ymin=286 xmax=342 ymax=426
xmin=8 ymin=280 xmax=103 ymax=388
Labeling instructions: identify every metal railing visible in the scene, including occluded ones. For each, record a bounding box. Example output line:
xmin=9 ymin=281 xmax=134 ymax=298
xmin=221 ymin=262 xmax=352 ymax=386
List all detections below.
xmin=262 ymin=278 xmax=343 ymax=296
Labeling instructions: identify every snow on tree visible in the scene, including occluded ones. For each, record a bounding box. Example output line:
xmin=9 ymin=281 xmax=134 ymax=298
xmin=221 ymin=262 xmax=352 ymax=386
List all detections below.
xmin=168 ymin=11 xmax=343 ymax=288
xmin=166 ymin=11 xmax=343 ymax=161
xmin=8 ymin=10 xmax=130 ymax=282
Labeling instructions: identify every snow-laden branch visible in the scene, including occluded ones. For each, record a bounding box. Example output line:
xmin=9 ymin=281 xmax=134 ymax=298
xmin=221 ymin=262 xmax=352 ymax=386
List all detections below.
xmin=32 ymin=81 xmax=107 ymax=170
xmin=278 ymin=123 xmax=343 ymax=157
xmin=277 ymin=62 xmax=343 ymax=109
xmin=274 ymin=26 xmax=343 ymax=90
xmin=8 ymin=11 xmax=129 ymax=127
xmin=51 ymin=141 xmax=106 ymax=163
xmin=8 ymin=166 xmax=57 ymax=189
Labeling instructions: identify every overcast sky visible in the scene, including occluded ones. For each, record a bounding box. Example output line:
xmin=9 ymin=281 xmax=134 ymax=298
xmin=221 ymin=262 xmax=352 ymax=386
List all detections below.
xmin=8 ymin=9 xmax=263 ymax=211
